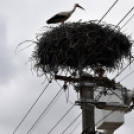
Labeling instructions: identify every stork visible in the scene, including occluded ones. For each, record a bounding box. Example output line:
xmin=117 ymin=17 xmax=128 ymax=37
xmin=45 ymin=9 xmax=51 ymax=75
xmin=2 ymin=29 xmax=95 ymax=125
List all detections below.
xmin=46 ymin=3 xmax=85 ymax=24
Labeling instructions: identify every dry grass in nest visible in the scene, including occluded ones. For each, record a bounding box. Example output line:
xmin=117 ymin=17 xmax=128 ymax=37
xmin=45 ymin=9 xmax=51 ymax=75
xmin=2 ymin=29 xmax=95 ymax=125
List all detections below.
xmin=31 ymin=20 xmax=133 ymax=75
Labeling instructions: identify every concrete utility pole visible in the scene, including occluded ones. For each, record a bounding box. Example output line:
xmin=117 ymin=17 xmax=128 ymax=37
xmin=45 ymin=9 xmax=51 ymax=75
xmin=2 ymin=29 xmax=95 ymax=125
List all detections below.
xmin=55 ymin=73 xmax=96 ymax=133
xmin=81 ymin=83 xmax=95 ymax=134
xmin=55 ymin=72 xmax=116 ymax=134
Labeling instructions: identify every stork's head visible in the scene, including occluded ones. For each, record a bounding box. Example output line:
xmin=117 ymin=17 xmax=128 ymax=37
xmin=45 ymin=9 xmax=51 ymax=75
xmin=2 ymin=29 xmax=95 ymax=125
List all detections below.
xmin=75 ymin=3 xmax=85 ymax=10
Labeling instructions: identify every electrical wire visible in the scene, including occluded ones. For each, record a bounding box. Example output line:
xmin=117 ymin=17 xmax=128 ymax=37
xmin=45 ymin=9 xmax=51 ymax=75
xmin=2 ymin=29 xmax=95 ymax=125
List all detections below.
xmin=70 ymin=120 xmax=82 ymax=134
xmin=106 ymin=94 xmax=113 ymax=103
xmin=98 ymin=0 xmax=119 ymax=23
xmin=27 ymin=87 xmax=63 ymax=134
xmin=28 ymin=90 xmax=63 ymax=134
xmin=13 ymin=82 xmax=50 ymax=134
xmin=47 ymin=104 xmax=75 ymax=134
xmin=110 ymin=89 xmax=123 ymax=101
xmin=95 ymin=92 xmax=134 ymax=126
xmin=118 ymin=69 xmax=134 ymax=82
xmin=62 ymin=113 xmax=82 ymax=134
xmin=95 ymin=104 xmax=123 ymax=126
xmin=74 ymin=83 xmax=134 ymax=132
xmin=116 ymin=6 xmax=134 ymax=26
xmin=121 ymin=14 xmax=134 ymax=29
xmin=76 ymin=88 xmax=133 ymax=129
xmin=95 ymin=90 xmax=103 ymax=102
xmin=113 ymin=58 xmax=134 ymax=80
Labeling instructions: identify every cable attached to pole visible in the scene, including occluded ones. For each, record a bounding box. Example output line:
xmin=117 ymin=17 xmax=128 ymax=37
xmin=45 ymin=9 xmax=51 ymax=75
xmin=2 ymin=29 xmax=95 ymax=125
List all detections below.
xmin=27 ymin=87 xmax=63 ymax=134
xmin=62 ymin=113 xmax=82 ymax=134
xmin=47 ymin=104 xmax=75 ymax=134
xmin=95 ymin=92 xmax=134 ymax=126
xmin=116 ymin=6 xmax=134 ymax=26
xmin=98 ymin=0 xmax=119 ymax=23
xmin=70 ymin=120 xmax=82 ymax=134
xmin=121 ymin=14 xmax=134 ymax=29
xmin=13 ymin=82 xmax=50 ymax=134
xmin=113 ymin=58 xmax=134 ymax=80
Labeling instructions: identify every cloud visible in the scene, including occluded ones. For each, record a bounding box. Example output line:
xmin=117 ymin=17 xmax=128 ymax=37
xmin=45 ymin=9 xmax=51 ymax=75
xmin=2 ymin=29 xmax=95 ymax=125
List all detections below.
xmin=0 ymin=15 xmax=17 ymax=85
xmin=0 ymin=0 xmax=134 ymax=134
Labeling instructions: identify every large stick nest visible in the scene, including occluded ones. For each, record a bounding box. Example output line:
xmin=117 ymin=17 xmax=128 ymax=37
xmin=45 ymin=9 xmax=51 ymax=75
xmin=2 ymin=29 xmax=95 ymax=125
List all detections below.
xmin=32 ymin=21 xmax=133 ymax=74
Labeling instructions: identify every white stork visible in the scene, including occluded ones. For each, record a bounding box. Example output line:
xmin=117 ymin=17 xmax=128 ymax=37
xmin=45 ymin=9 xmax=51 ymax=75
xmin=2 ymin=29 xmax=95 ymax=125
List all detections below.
xmin=46 ymin=3 xmax=85 ymax=24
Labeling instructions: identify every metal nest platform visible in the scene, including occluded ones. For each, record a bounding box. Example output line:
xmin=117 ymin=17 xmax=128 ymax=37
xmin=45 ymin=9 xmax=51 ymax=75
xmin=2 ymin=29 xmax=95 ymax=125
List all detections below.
xmin=32 ymin=20 xmax=133 ymax=76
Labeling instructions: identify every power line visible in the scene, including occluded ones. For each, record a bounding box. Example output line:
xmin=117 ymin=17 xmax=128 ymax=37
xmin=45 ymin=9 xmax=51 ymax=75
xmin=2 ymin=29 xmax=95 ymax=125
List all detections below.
xmin=111 ymin=90 xmax=123 ymax=101
xmin=27 ymin=87 xmax=63 ymax=134
xmin=70 ymin=120 xmax=82 ymax=134
xmin=118 ymin=69 xmax=134 ymax=82
xmin=13 ymin=82 xmax=50 ymax=134
xmin=121 ymin=14 xmax=134 ymax=29
xmin=113 ymin=58 xmax=134 ymax=80
xmin=47 ymin=104 xmax=75 ymax=134
xmin=98 ymin=0 xmax=119 ymax=23
xmin=28 ymin=90 xmax=63 ymax=134
xmin=95 ymin=103 xmax=123 ymax=126
xmin=77 ymin=88 xmax=133 ymax=129
xmin=95 ymin=92 xmax=134 ymax=126
xmin=116 ymin=6 xmax=134 ymax=26
xmin=62 ymin=113 xmax=82 ymax=134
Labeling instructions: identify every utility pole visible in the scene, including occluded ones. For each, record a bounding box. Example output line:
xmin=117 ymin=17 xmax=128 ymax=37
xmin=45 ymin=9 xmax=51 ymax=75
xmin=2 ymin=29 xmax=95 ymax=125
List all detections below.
xmin=55 ymin=73 xmax=96 ymax=133
xmin=55 ymin=73 xmax=134 ymax=134
xmin=80 ymin=83 xmax=95 ymax=134
xmin=55 ymin=73 xmax=114 ymax=134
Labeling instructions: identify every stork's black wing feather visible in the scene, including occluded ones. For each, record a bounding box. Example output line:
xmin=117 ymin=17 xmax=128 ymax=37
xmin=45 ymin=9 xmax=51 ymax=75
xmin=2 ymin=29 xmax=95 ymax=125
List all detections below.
xmin=46 ymin=14 xmax=67 ymax=24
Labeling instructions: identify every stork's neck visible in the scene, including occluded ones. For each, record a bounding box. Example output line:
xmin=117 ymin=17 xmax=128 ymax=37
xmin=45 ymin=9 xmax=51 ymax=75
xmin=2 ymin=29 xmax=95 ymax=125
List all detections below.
xmin=70 ymin=5 xmax=77 ymax=14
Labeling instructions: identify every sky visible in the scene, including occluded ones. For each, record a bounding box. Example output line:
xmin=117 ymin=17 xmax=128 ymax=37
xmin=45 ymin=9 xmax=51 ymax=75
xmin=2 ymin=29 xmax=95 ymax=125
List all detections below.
xmin=1 ymin=0 xmax=134 ymax=134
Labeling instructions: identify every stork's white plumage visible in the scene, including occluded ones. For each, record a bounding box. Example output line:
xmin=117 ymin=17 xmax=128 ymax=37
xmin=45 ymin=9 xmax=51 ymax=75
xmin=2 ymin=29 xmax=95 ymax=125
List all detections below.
xmin=46 ymin=3 xmax=85 ymax=24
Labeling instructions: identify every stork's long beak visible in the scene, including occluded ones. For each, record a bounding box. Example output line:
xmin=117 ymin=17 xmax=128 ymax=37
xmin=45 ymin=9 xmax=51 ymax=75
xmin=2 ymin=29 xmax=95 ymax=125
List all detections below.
xmin=78 ymin=5 xmax=85 ymax=10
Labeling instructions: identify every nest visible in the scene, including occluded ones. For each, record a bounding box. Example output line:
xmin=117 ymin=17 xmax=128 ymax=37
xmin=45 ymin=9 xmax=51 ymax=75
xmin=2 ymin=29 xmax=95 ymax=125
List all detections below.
xmin=32 ymin=20 xmax=133 ymax=75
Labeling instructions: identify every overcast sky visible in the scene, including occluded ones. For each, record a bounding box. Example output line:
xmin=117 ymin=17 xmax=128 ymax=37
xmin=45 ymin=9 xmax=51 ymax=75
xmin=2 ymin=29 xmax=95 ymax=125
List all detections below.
xmin=1 ymin=0 xmax=134 ymax=134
